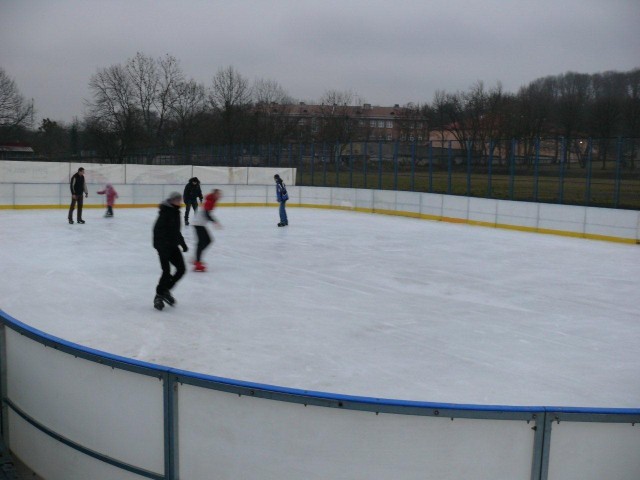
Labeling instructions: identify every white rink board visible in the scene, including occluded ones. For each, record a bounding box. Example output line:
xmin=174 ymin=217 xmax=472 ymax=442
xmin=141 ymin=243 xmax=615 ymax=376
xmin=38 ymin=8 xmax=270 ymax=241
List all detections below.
xmin=9 ymin=412 xmax=150 ymax=480
xmin=547 ymin=422 xmax=640 ymax=480
xmin=177 ymin=384 xmax=534 ymax=480
xmin=6 ymin=330 xmax=164 ymax=473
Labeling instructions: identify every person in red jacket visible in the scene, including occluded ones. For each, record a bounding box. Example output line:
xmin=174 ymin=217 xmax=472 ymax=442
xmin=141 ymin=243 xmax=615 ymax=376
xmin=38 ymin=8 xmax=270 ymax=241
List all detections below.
xmin=97 ymin=183 xmax=119 ymax=217
xmin=192 ymin=189 xmax=223 ymax=272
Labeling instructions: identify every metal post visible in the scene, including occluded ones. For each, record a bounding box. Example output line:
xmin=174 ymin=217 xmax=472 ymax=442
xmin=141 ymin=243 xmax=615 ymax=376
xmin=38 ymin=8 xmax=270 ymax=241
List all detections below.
xmin=466 ymin=140 xmax=472 ymax=196
xmin=335 ymin=142 xmax=340 ymax=187
xmin=393 ymin=141 xmax=399 ymax=191
xmin=378 ymin=141 xmax=383 ymax=190
xmin=0 ymin=324 xmax=9 ymax=448
xmin=529 ymin=411 xmax=550 ymax=480
xmin=322 ymin=142 xmax=328 ymax=187
xmin=509 ymin=139 xmax=516 ymax=200
xmin=428 ymin=141 xmax=433 ymax=193
xmin=349 ymin=142 xmax=353 ymax=188
xmin=363 ymin=141 xmax=368 ymax=188
xmin=585 ymin=138 xmax=593 ymax=206
xmin=163 ymin=373 xmax=179 ymax=479
xmin=487 ymin=140 xmax=494 ymax=198
xmin=310 ymin=143 xmax=315 ymax=186
xmin=614 ymin=137 xmax=623 ymax=208
xmin=410 ymin=139 xmax=416 ymax=192
xmin=533 ymin=138 xmax=540 ymax=202
xmin=447 ymin=140 xmax=452 ymax=195
xmin=559 ymin=137 xmax=566 ymax=204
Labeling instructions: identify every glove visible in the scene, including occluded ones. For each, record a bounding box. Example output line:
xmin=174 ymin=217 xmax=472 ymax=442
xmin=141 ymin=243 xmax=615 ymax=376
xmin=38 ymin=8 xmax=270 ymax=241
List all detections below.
xmin=182 ymin=244 xmax=189 ymax=253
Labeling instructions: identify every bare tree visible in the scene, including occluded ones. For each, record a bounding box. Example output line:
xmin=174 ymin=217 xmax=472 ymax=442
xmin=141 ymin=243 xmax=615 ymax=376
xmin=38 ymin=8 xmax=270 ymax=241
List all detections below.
xmin=0 ymin=68 xmax=34 ymax=139
xmin=316 ymin=90 xmax=361 ymax=159
xmin=209 ymin=66 xmax=252 ymax=145
xmin=251 ymin=78 xmax=296 ymax=145
xmin=126 ymin=52 xmax=184 ymax=146
xmin=86 ymin=63 xmax=139 ymax=159
xmin=169 ymin=79 xmax=207 ymax=147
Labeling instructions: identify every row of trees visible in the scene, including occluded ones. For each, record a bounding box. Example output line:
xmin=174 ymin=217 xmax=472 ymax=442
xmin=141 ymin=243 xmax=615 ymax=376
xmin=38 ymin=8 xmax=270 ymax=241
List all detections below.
xmin=1 ymin=54 xmax=639 ymax=163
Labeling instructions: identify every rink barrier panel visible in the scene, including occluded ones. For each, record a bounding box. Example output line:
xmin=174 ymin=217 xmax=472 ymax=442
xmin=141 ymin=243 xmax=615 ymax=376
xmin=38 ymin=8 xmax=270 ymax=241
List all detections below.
xmin=0 ymin=180 xmax=638 ymax=243
xmin=0 ymin=309 xmax=639 ymax=479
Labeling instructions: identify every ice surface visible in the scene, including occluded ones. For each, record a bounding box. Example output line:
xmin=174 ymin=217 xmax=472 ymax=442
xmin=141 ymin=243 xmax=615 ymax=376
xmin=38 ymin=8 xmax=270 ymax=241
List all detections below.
xmin=0 ymin=206 xmax=638 ymax=408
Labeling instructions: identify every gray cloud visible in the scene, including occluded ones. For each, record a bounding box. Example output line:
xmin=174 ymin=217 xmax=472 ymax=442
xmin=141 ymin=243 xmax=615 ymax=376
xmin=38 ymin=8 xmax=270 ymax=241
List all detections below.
xmin=1 ymin=0 xmax=638 ymax=124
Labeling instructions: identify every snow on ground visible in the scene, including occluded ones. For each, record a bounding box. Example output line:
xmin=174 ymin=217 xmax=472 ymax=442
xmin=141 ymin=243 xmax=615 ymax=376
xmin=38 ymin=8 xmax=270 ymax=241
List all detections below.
xmin=0 ymin=206 xmax=638 ymax=408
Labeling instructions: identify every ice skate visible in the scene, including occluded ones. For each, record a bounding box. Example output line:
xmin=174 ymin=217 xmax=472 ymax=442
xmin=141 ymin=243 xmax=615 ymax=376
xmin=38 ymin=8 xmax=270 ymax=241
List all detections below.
xmin=68 ymin=219 xmax=74 ymax=224
xmin=78 ymin=219 xmax=85 ymax=224
xmin=194 ymin=261 xmax=206 ymax=272
xmin=157 ymin=290 xmax=176 ymax=306
xmin=153 ymin=294 xmax=165 ymax=310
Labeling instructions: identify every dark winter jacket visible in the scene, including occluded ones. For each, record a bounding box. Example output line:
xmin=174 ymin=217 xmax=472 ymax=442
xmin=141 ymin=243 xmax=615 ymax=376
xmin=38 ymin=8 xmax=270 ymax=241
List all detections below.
xmin=276 ymin=180 xmax=288 ymax=202
xmin=183 ymin=178 xmax=203 ymax=204
xmin=70 ymin=172 xmax=88 ymax=196
xmin=153 ymin=201 xmax=187 ymax=253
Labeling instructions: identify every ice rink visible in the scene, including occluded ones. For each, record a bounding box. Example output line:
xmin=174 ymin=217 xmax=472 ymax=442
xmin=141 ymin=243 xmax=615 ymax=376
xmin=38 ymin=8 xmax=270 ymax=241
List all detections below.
xmin=0 ymin=205 xmax=638 ymax=408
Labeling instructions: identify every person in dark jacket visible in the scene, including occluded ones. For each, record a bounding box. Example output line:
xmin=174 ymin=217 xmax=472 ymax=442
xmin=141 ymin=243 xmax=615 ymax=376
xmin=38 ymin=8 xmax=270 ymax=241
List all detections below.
xmin=68 ymin=167 xmax=88 ymax=224
xmin=153 ymin=192 xmax=188 ymax=310
xmin=183 ymin=177 xmax=203 ymax=225
xmin=274 ymin=174 xmax=289 ymax=227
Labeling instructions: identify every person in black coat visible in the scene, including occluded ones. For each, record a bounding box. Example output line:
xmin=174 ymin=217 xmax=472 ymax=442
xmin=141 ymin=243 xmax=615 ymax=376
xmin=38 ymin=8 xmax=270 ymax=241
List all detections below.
xmin=153 ymin=192 xmax=188 ymax=309
xmin=183 ymin=177 xmax=203 ymax=225
xmin=68 ymin=167 xmax=88 ymax=224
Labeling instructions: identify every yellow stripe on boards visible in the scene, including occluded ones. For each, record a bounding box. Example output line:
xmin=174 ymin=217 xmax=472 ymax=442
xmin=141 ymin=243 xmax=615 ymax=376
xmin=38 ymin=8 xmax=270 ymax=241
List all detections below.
xmin=1 ymin=202 xmax=636 ymax=244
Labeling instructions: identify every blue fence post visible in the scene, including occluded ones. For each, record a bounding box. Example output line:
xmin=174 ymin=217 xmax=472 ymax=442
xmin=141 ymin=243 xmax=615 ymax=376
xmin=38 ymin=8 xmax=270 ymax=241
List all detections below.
xmin=614 ymin=137 xmax=623 ymax=208
xmin=349 ymin=142 xmax=353 ymax=188
xmin=447 ymin=140 xmax=452 ymax=195
xmin=363 ymin=140 xmax=368 ymax=188
xmin=299 ymin=143 xmax=305 ymax=181
xmin=335 ymin=142 xmax=340 ymax=187
xmin=585 ymin=138 xmax=593 ymax=206
xmin=393 ymin=140 xmax=399 ymax=191
xmin=410 ymin=139 xmax=416 ymax=192
xmin=487 ymin=140 xmax=494 ymax=198
xmin=428 ymin=141 xmax=433 ymax=193
xmin=559 ymin=137 xmax=566 ymax=204
xmin=466 ymin=140 xmax=472 ymax=196
xmin=509 ymin=139 xmax=516 ymax=200
xmin=322 ymin=142 xmax=328 ymax=187
xmin=534 ymin=138 xmax=540 ymax=202
xmin=378 ymin=141 xmax=383 ymax=190
xmin=310 ymin=143 xmax=315 ymax=185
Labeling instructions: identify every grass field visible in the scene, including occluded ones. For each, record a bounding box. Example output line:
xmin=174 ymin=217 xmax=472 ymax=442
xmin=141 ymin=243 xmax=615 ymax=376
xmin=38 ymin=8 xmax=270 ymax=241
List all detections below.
xmin=297 ymin=167 xmax=640 ymax=210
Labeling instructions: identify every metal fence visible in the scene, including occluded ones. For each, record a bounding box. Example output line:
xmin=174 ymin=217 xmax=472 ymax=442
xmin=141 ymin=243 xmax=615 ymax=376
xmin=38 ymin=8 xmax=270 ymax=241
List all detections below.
xmin=3 ymin=138 xmax=639 ymax=209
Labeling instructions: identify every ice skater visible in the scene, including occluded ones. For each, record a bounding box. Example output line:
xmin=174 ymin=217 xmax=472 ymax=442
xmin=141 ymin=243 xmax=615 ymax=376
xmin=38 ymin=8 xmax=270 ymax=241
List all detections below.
xmin=274 ymin=174 xmax=289 ymax=227
xmin=97 ymin=183 xmax=119 ymax=217
xmin=153 ymin=192 xmax=188 ymax=310
xmin=68 ymin=167 xmax=88 ymax=224
xmin=192 ymin=189 xmax=223 ymax=272
xmin=183 ymin=177 xmax=203 ymax=225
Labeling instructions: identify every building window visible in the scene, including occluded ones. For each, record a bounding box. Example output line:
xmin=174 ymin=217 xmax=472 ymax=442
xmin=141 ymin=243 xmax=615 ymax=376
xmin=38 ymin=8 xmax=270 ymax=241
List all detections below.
xmin=378 ymin=120 xmax=385 ymax=128
xmin=298 ymin=119 xmax=306 ymax=126
xmin=409 ymin=135 xmax=414 ymax=141
xmin=386 ymin=134 xmax=392 ymax=141
xmin=370 ymin=120 xmax=376 ymax=128
xmin=386 ymin=121 xmax=393 ymax=128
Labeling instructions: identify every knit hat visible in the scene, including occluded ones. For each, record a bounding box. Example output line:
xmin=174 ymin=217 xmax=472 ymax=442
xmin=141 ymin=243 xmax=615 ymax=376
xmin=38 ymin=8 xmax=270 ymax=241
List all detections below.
xmin=168 ymin=191 xmax=182 ymax=202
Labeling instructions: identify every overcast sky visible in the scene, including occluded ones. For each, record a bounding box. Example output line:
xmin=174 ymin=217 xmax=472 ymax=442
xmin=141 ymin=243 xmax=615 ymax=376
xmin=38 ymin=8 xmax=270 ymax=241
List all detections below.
xmin=1 ymin=0 xmax=639 ymax=125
